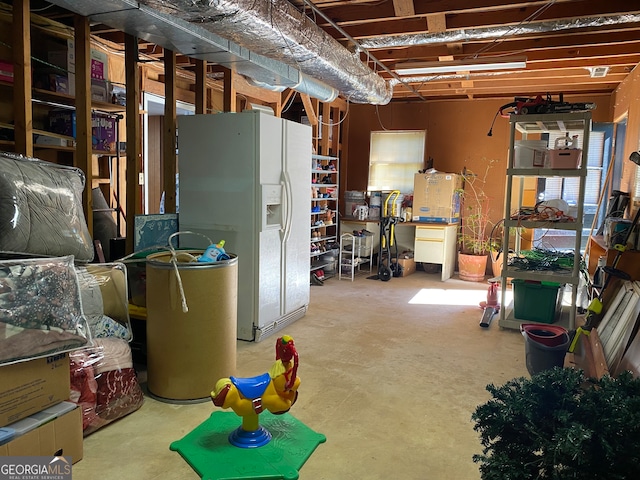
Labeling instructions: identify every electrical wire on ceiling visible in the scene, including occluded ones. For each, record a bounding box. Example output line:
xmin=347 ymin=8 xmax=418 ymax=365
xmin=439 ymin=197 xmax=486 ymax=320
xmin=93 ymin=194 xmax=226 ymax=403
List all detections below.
xmin=471 ymin=0 xmax=558 ymax=59
xmin=300 ymin=0 xmax=426 ymax=102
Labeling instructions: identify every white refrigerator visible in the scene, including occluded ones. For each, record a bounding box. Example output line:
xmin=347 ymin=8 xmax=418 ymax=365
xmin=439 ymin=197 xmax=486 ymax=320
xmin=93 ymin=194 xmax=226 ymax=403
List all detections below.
xmin=177 ymin=111 xmax=311 ymax=341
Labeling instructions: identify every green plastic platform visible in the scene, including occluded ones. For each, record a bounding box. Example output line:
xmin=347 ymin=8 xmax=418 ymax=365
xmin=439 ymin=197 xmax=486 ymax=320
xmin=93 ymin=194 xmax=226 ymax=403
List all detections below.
xmin=170 ymin=411 xmax=326 ymax=480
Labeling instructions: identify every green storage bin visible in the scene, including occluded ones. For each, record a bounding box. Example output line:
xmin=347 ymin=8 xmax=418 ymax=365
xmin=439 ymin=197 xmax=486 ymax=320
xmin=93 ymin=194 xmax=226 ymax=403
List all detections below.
xmin=512 ymin=279 xmax=563 ymax=324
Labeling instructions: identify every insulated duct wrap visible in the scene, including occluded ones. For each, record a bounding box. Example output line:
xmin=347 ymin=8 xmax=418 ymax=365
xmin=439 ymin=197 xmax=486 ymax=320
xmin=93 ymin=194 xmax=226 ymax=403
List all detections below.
xmin=139 ymin=0 xmax=392 ymax=104
xmin=360 ymin=14 xmax=640 ymax=49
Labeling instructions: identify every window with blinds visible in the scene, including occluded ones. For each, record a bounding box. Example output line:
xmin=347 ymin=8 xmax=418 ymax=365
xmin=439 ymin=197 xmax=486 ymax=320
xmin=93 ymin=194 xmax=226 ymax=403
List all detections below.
xmin=542 ymin=130 xmax=605 ymax=206
xmin=368 ymin=131 xmax=425 ymax=193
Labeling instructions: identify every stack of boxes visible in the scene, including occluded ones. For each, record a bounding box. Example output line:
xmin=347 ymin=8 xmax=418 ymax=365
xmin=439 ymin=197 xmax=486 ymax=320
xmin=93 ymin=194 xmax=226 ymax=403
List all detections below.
xmin=43 ymin=38 xmax=110 ymax=100
xmin=31 ymin=38 xmax=117 ymax=151
xmin=412 ymin=172 xmax=463 ymax=224
xmin=0 ymin=354 xmax=83 ymax=462
xmin=48 ymin=109 xmax=117 ymax=152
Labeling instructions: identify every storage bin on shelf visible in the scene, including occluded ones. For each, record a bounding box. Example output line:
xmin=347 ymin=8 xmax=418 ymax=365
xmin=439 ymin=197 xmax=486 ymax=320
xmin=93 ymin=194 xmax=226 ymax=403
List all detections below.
xmin=514 ymin=140 xmax=548 ymax=168
xmin=512 ymin=279 xmax=563 ymax=324
xmin=549 ymin=135 xmax=581 ymax=169
xmin=549 ymin=148 xmax=581 ymax=169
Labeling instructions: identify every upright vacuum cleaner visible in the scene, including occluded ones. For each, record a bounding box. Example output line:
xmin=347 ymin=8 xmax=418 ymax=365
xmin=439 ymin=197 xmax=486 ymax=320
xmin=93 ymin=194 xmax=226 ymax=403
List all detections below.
xmin=377 ymin=191 xmax=403 ymax=281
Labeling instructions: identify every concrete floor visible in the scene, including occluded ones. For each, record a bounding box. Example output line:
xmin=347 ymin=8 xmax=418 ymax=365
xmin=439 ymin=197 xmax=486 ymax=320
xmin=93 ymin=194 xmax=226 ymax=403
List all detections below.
xmin=72 ymin=270 xmax=528 ymax=479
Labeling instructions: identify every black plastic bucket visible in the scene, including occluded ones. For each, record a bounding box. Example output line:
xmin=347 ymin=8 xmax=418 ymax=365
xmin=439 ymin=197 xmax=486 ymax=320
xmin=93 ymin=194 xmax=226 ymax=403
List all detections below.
xmin=521 ymin=325 xmax=570 ymax=376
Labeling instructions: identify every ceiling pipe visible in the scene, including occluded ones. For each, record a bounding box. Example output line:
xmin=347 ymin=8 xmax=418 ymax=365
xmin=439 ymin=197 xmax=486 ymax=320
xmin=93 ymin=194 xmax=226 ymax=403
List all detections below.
xmin=44 ymin=0 xmax=340 ymax=103
xmin=137 ymin=0 xmax=392 ymax=104
xmin=359 ymin=14 xmax=640 ymax=50
xmin=46 ymin=0 xmax=390 ymax=104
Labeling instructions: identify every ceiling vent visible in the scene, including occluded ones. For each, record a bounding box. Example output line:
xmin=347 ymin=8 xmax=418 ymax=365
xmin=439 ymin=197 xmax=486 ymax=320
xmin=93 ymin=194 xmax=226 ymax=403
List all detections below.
xmin=588 ymin=66 xmax=610 ymax=78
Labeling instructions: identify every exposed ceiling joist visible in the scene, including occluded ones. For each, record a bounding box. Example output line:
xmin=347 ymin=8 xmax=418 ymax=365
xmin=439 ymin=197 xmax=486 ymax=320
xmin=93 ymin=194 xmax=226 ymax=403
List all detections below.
xmin=19 ymin=0 xmax=640 ymax=102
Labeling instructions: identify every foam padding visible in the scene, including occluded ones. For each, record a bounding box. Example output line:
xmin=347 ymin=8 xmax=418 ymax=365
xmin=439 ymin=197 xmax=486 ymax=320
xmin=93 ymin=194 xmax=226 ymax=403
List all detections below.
xmin=170 ymin=410 xmax=326 ymax=480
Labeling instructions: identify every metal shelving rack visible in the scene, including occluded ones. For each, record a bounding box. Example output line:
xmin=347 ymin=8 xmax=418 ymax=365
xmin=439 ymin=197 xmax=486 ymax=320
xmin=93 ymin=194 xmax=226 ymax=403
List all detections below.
xmin=311 ymin=153 xmax=339 ymax=277
xmin=339 ymin=232 xmax=374 ymax=280
xmin=499 ymin=111 xmax=592 ymax=331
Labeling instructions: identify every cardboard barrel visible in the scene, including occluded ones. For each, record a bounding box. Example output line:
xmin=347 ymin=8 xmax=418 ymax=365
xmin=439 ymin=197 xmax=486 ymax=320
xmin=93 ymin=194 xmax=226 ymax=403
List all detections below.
xmin=146 ymin=251 xmax=238 ymax=402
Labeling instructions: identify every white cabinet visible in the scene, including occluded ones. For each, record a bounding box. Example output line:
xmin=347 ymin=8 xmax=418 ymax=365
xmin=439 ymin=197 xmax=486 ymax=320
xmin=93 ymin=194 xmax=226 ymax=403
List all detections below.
xmin=414 ymin=224 xmax=458 ymax=281
xmin=311 ymin=154 xmax=339 ymax=278
xmin=499 ymin=112 xmax=592 ymax=331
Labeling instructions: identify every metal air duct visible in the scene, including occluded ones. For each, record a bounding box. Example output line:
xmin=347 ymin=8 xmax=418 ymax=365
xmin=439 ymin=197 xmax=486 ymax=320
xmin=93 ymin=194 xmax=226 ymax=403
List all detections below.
xmin=47 ymin=0 xmax=390 ymax=104
xmin=359 ymin=14 xmax=640 ymax=49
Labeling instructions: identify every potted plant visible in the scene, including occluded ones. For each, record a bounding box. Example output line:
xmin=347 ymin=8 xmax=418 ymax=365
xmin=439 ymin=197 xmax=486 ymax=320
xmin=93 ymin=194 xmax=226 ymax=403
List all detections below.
xmin=457 ymin=160 xmax=496 ymax=281
xmin=472 ymin=367 xmax=640 ymax=479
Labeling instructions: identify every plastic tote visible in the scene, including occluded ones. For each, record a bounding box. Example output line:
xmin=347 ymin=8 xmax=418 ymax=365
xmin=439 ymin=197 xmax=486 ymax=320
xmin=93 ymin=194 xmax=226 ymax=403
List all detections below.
xmin=521 ymin=323 xmax=570 ymax=376
xmin=145 ymin=250 xmax=238 ymax=403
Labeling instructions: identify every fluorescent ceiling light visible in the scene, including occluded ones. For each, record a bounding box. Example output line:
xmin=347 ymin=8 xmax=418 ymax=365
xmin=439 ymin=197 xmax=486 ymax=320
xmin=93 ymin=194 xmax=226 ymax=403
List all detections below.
xmin=395 ymin=57 xmax=527 ymax=75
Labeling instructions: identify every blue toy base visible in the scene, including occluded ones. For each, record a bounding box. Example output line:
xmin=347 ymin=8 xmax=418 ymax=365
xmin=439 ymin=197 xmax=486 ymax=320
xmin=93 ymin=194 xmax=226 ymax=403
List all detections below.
xmin=170 ymin=410 xmax=326 ymax=480
xmin=229 ymin=425 xmax=272 ymax=448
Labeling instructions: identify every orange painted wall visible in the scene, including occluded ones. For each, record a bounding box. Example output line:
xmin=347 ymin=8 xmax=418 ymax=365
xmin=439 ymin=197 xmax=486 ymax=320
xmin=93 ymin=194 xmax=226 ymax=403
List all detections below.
xmin=611 ymin=65 xmax=640 ymax=195
xmin=344 ymin=93 xmax=613 ymax=228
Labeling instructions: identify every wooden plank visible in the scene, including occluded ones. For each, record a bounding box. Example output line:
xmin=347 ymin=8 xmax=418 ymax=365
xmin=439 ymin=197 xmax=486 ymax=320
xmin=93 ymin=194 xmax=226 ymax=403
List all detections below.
xmin=427 ymin=13 xmax=447 ymax=33
xmin=74 ymin=14 xmax=93 ymax=234
xmin=317 ymin=0 xmax=637 ymax=37
xmin=221 ymin=67 xmax=236 ymax=112
xmin=162 ymin=49 xmax=177 ymax=214
xmin=330 ymin=106 xmax=342 ymax=157
xmin=392 ymin=0 xmax=415 ymax=17
xmin=194 ymin=59 xmax=207 ymax=115
xmin=316 ymin=0 xmax=560 ymax=25
xmin=142 ymin=78 xmax=195 ymax=105
xmin=320 ymin=101 xmax=330 ymax=155
xmin=125 ymin=33 xmax=141 ymax=254
xmin=12 ymin=0 xmax=32 ymax=157
xmin=300 ymin=94 xmax=318 ymax=126
xmin=231 ymin=73 xmax=282 ymax=105
xmin=567 ymin=327 xmax=609 ymax=379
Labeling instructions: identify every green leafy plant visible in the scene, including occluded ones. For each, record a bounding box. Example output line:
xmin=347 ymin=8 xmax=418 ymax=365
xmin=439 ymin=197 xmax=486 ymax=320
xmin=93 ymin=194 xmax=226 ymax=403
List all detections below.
xmin=472 ymin=367 xmax=640 ymax=480
xmin=458 ymin=159 xmax=497 ymax=255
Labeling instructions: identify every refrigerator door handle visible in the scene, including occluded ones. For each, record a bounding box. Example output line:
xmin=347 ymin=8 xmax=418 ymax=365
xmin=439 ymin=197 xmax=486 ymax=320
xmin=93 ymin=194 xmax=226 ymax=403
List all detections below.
xmin=281 ymin=173 xmax=293 ymax=242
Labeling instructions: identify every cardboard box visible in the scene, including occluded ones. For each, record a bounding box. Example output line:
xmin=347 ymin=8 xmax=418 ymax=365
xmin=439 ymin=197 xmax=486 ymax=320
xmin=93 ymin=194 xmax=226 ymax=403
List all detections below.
xmin=92 ymin=112 xmax=117 ymax=151
xmin=0 ymin=60 xmax=13 ymax=83
xmin=48 ymin=110 xmax=117 ymax=151
xmin=47 ymin=39 xmax=75 ymax=95
xmin=0 ymin=354 xmax=70 ymax=428
xmin=91 ymin=79 xmax=108 ymax=102
xmin=48 ymin=109 xmax=76 ymax=138
xmin=0 ymin=406 xmax=83 ymax=463
xmin=47 ymin=40 xmax=108 ymax=93
xmin=90 ymin=49 xmax=108 ymax=81
xmin=413 ymin=173 xmax=462 ymax=223
xmin=49 ymin=74 xmax=70 ymax=94
xmin=34 ymin=135 xmax=72 ymax=147
xmin=392 ymin=257 xmax=416 ymax=276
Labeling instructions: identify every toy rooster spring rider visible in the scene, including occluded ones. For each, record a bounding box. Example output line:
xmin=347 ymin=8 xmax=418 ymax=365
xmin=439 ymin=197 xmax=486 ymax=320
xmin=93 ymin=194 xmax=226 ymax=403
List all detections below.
xmin=211 ymin=335 xmax=301 ymax=448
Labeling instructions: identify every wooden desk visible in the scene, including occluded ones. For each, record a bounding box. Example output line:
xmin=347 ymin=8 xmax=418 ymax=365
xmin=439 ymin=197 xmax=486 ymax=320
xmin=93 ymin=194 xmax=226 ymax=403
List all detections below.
xmin=341 ymin=220 xmax=458 ymax=281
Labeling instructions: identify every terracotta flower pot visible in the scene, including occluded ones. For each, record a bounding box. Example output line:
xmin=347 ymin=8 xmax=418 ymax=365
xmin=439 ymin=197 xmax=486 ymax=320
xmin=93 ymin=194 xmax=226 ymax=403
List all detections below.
xmin=458 ymin=252 xmax=488 ymax=282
